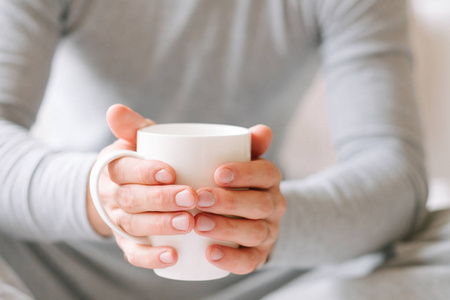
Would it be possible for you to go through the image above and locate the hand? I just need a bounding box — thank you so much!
[86,104,197,269]
[194,125,287,274]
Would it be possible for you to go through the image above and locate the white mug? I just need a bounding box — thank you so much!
[89,123,251,281]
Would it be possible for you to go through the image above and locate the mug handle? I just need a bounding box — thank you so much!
[89,150,151,244]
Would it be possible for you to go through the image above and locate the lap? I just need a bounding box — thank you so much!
[2,209,450,299]
[0,254,34,300]
[263,208,450,300]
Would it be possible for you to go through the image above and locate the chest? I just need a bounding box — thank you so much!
[66,0,317,98]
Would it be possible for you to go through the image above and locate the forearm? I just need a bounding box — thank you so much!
[269,143,426,268]
[0,119,100,241]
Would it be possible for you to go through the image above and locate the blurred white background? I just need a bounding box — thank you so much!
[280,0,450,210]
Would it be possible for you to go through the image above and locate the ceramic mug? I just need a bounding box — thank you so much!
[89,123,251,281]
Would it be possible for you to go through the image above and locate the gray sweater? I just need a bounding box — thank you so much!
[0,0,427,299]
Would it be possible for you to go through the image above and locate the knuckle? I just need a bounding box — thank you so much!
[125,248,166,269]
[266,161,282,184]
[270,224,280,243]
[136,164,151,184]
[223,192,238,212]
[117,213,133,233]
[151,215,167,234]
[221,217,237,236]
[100,165,110,179]
[244,252,260,274]
[98,176,119,206]
[254,221,270,244]
[98,182,112,202]
[277,194,287,216]
[124,250,140,267]
[257,194,274,217]
[107,161,122,183]
[153,189,166,210]
[116,186,136,211]
[139,252,156,269]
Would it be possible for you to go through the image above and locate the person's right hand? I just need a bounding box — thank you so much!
[86,104,198,269]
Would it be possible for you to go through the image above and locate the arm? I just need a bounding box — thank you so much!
[268,0,427,267]
[0,0,99,241]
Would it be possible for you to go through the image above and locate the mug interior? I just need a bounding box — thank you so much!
[139,123,249,137]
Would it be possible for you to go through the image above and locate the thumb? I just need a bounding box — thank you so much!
[106,104,155,145]
[249,124,272,159]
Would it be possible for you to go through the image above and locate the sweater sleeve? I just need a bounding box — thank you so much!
[0,0,101,241]
[268,0,427,267]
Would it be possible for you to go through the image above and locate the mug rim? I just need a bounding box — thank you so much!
[138,123,250,137]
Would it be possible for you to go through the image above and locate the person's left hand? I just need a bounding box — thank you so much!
[194,125,287,274]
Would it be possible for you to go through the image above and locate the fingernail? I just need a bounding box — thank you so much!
[197,215,215,232]
[176,190,195,207]
[155,169,173,184]
[160,251,174,264]
[217,168,235,184]
[211,248,223,261]
[172,215,190,231]
[198,191,215,208]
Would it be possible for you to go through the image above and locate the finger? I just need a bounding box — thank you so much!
[106,104,155,145]
[113,185,197,213]
[250,125,272,159]
[205,245,265,275]
[196,188,273,219]
[194,213,271,247]
[115,234,177,269]
[109,210,194,236]
[108,157,175,185]
[214,159,282,189]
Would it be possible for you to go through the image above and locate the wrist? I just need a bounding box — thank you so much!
[86,179,112,237]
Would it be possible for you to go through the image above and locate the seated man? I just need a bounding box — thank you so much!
[0,0,432,299]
